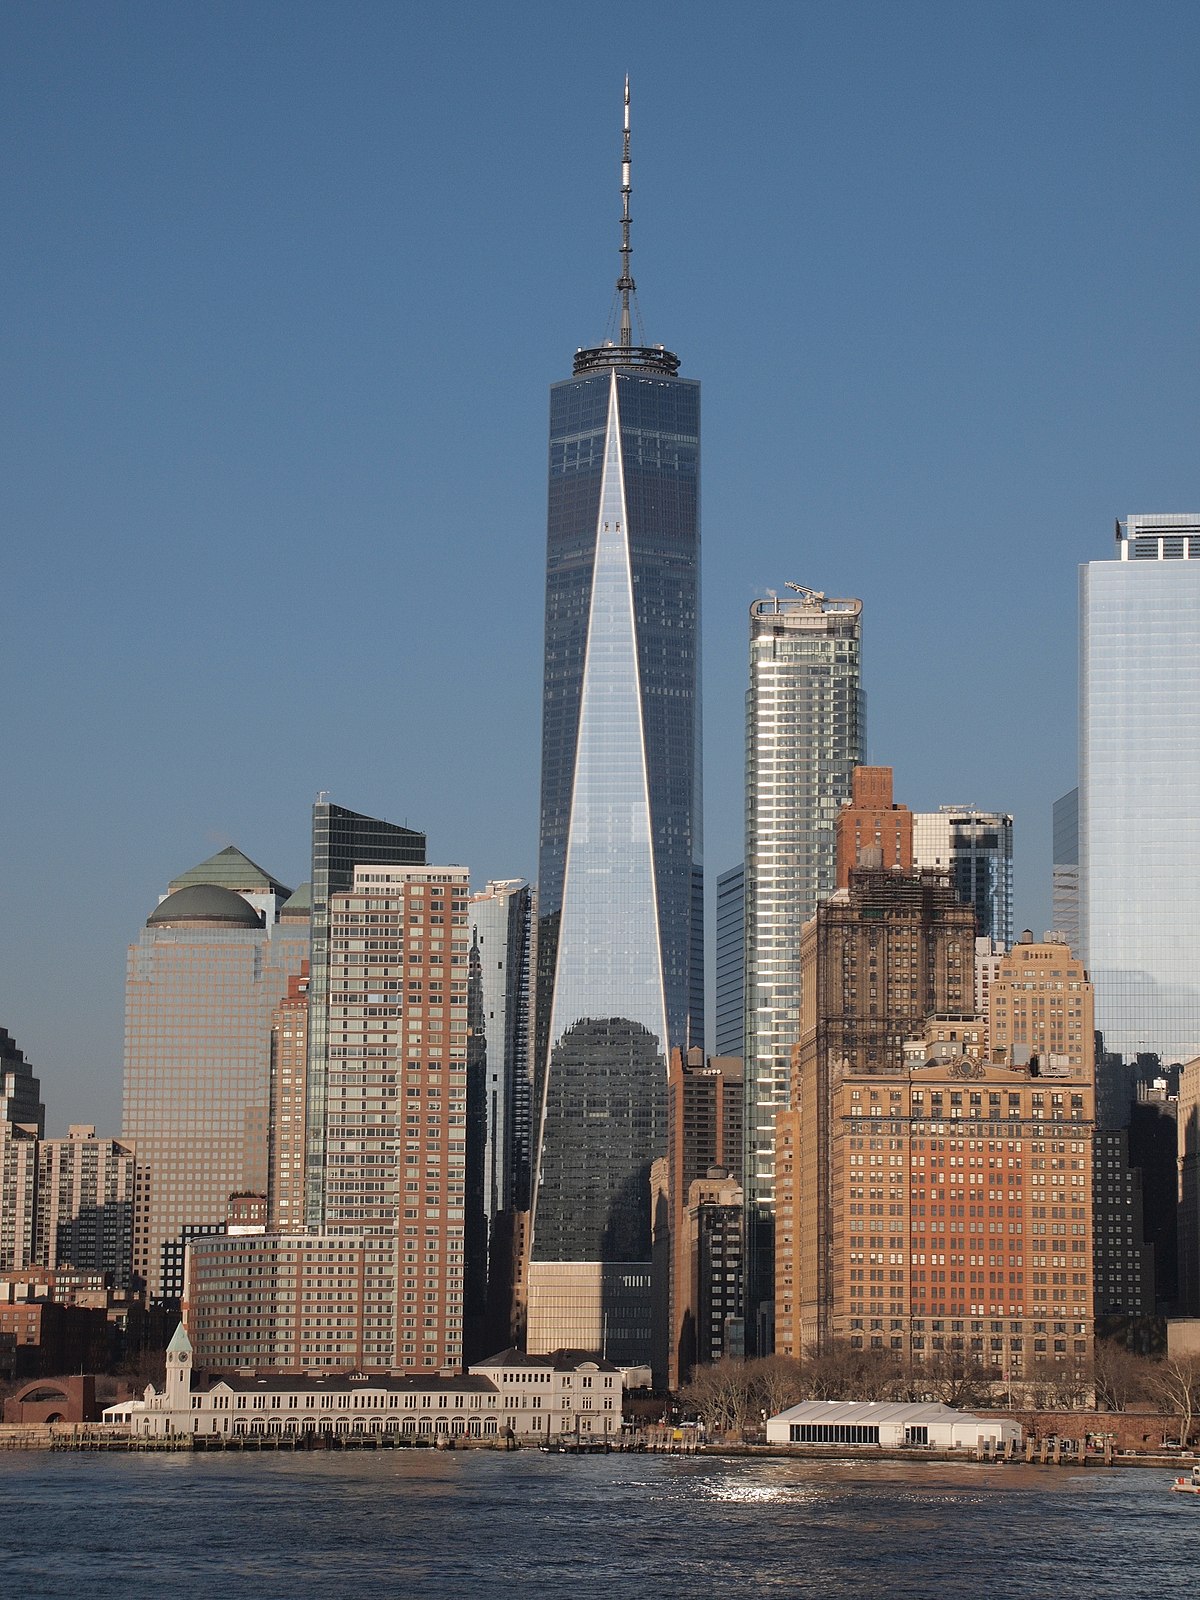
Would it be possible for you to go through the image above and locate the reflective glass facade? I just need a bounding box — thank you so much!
[1080,516,1200,1066]
[743,593,863,1337]
[912,807,1014,947]
[469,879,535,1222]
[715,864,746,1059]
[538,366,702,1047]
[531,359,700,1363]
[0,1027,44,1134]
[123,891,306,1300]
[0,1028,43,1273]
[1052,787,1080,958]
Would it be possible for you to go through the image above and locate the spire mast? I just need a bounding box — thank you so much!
[573,76,679,376]
[618,75,634,349]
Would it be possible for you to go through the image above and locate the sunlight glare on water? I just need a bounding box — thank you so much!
[0,1451,1193,1600]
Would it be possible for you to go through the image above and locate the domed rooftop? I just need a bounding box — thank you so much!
[147,884,264,928]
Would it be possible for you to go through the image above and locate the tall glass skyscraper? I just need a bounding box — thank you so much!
[529,86,701,1363]
[743,589,864,1344]
[123,849,306,1299]
[1080,514,1200,1067]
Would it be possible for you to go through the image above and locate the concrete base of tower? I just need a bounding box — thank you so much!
[527,1259,653,1368]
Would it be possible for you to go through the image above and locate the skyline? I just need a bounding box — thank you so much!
[5,2,1200,1135]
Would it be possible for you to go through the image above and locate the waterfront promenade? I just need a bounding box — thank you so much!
[1,1419,1192,1470]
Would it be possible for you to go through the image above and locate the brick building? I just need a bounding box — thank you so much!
[776,886,1096,1388]
[775,865,975,1358]
[656,1049,743,1389]
[835,766,913,887]
[268,964,310,1232]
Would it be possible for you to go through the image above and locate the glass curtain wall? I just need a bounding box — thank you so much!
[532,359,700,1364]
[743,593,864,1343]
[1080,517,1200,1067]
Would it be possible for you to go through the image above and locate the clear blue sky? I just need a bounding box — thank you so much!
[4,1,1198,1134]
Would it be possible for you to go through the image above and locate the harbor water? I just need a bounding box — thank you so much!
[0,1451,1192,1598]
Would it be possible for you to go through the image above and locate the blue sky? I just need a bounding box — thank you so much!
[4,1,1198,1133]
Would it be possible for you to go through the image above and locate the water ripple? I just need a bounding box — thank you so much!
[0,1452,1192,1600]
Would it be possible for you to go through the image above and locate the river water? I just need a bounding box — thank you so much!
[0,1451,1192,1598]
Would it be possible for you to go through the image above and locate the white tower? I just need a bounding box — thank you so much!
[164,1320,193,1415]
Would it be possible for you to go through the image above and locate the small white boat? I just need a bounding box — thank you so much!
[1170,1465,1200,1495]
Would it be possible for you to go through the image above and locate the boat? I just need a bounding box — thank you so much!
[1170,1465,1200,1495]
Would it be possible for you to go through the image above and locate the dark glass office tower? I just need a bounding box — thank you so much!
[304,798,425,1228]
[529,85,701,1363]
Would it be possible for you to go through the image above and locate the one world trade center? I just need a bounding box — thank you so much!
[529,83,702,1364]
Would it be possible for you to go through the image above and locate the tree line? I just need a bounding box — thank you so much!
[679,1343,1200,1445]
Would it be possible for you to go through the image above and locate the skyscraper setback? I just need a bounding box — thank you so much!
[529,85,701,1363]
[775,864,975,1350]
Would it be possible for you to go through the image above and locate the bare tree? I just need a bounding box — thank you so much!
[682,1353,845,1436]
[118,1345,166,1394]
[802,1341,900,1402]
[1091,1341,1152,1413]
[1019,1354,1094,1412]
[680,1360,757,1437]
[918,1351,992,1410]
[1145,1354,1200,1448]
[752,1355,808,1420]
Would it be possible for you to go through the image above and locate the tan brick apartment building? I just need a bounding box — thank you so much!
[777,910,1095,1388]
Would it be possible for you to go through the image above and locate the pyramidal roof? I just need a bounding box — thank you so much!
[166,1322,192,1357]
[169,845,292,898]
[280,881,311,917]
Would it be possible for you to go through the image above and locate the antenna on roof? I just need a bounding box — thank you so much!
[617,76,634,349]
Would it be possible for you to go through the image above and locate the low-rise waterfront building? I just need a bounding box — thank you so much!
[104,1325,631,1442]
[765,1398,1022,1451]
[3,1374,98,1424]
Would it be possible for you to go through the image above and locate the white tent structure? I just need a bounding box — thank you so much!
[765,1399,1021,1451]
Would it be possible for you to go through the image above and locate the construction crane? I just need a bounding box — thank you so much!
[785,582,826,604]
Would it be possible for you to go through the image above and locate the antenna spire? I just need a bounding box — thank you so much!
[618,75,634,348]
[573,76,680,376]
